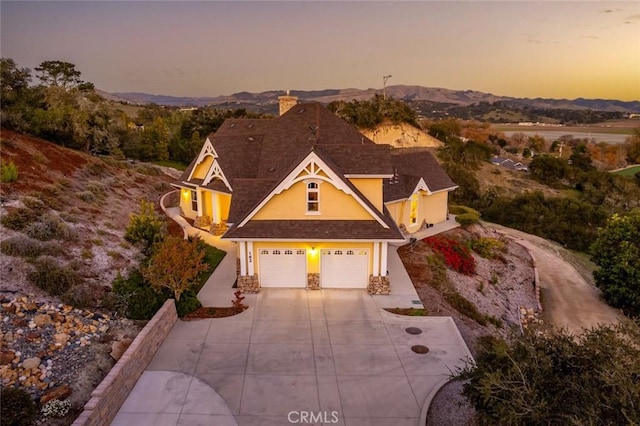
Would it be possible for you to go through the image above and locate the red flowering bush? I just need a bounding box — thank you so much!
[425,236,476,275]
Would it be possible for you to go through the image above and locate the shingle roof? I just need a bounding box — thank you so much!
[224,219,404,240]
[384,148,457,202]
[176,103,453,240]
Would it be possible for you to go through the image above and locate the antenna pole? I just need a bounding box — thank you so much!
[383,75,392,100]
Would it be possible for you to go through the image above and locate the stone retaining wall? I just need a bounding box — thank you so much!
[368,275,391,295]
[307,273,320,290]
[71,300,178,426]
[238,274,260,293]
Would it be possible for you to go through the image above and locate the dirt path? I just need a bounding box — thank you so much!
[484,223,622,334]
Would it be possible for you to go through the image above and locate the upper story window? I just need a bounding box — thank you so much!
[306,181,320,214]
[410,193,418,224]
[191,190,198,212]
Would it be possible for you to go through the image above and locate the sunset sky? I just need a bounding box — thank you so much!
[2,1,639,101]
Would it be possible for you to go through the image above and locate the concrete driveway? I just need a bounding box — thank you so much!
[113,289,472,426]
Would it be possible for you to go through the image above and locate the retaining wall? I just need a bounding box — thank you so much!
[71,299,178,426]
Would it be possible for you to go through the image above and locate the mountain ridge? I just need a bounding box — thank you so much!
[104,85,640,113]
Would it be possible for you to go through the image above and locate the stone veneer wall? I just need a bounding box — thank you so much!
[367,275,391,295]
[238,274,260,293]
[210,221,228,236]
[71,300,178,426]
[307,273,320,290]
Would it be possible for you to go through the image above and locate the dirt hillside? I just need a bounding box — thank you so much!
[361,121,443,148]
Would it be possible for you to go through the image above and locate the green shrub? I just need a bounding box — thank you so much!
[134,164,162,176]
[0,236,63,258]
[28,256,84,295]
[125,199,166,254]
[112,270,167,320]
[0,207,38,231]
[175,289,202,317]
[450,205,481,227]
[86,180,106,197]
[1,160,19,183]
[469,237,506,259]
[0,386,37,426]
[444,290,488,326]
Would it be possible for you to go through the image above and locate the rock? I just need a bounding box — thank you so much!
[53,333,70,346]
[110,338,133,361]
[24,301,38,312]
[26,332,41,342]
[51,312,65,323]
[1,350,15,365]
[22,357,41,370]
[33,314,52,327]
[40,384,72,405]
[4,331,13,342]
[3,304,16,314]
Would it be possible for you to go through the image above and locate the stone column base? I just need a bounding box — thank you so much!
[367,275,391,295]
[307,273,320,290]
[210,221,228,236]
[237,274,260,293]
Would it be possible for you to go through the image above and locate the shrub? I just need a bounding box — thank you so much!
[0,236,63,258]
[112,270,167,320]
[77,190,97,203]
[450,205,481,227]
[62,283,99,309]
[469,237,506,259]
[1,160,19,183]
[425,236,476,275]
[444,289,487,326]
[22,196,46,212]
[591,209,640,316]
[41,398,72,418]
[125,199,166,254]
[23,215,77,241]
[457,322,640,425]
[85,180,106,197]
[0,386,37,426]
[143,236,209,301]
[28,256,84,295]
[175,289,202,317]
[0,207,38,231]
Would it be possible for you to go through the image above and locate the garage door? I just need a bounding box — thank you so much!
[321,249,369,288]
[259,249,307,288]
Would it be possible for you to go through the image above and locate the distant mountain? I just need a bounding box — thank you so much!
[107,86,640,113]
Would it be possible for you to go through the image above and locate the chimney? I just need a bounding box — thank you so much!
[278,89,298,116]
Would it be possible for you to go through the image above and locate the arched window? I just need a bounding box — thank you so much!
[306,181,319,213]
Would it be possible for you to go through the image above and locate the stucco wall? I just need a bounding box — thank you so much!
[348,178,383,211]
[191,155,213,179]
[253,180,372,220]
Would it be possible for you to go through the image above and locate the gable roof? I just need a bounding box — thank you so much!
[384,148,457,202]
[174,103,452,241]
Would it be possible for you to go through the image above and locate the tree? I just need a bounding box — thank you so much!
[124,199,166,254]
[626,128,640,164]
[591,209,640,316]
[142,236,209,301]
[1,57,32,105]
[428,118,462,143]
[35,60,83,89]
[569,143,594,171]
[528,155,569,186]
[457,322,640,425]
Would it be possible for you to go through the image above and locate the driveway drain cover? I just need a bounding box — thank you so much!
[405,327,422,335]
[411,345,429,354]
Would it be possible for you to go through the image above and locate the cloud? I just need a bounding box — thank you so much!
[602,9,613,13]
[580,35,598,39]
[623,13,640,23]
[527,39,543,44]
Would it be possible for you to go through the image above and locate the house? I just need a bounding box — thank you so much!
[490,156,528,171]
[172,96,457,294]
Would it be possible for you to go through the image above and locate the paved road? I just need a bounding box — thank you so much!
[486,223,622,334]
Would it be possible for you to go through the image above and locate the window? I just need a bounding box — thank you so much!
[346,250,354,255]
[260,250,269,255]
[335,250,343,255]
[191,190,198,212]
[306,181,319,213]
[284,250,293,255]
[273,250,281,255]
[297,250,305,255]
[410,193,418,224]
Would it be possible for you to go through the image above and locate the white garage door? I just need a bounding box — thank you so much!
[259,249,307,288]
[321,249,369,288]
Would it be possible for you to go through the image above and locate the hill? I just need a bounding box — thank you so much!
[109,85,640,114]
[361,121,443,148]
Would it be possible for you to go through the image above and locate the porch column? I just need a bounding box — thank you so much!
[380,243,388,276]
[247,241,255,275]
[239,242,247,275]
[196,187,203,217]
[372,242,380,276]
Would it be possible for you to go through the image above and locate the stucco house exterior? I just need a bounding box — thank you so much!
[172,96,457,294]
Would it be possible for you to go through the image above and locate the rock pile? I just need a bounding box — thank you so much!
[0,296,112,403]
[519,306,543,329]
